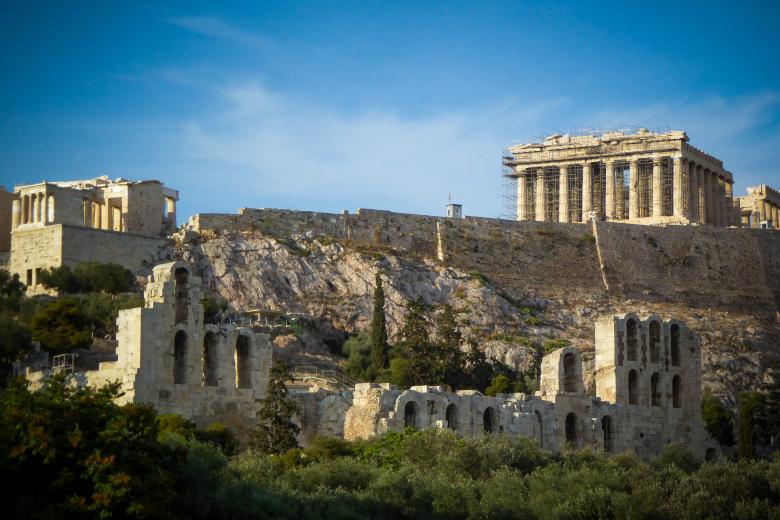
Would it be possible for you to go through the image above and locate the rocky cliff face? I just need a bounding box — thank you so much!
[174,212,780,407]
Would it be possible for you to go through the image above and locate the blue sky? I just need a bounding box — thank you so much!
[2,1,779,221]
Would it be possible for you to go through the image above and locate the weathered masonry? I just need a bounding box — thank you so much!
[6,176,176,294]
[503,129,737,227]
[736,184,780,229]
[330,314,716,460]
[26,262,272,438]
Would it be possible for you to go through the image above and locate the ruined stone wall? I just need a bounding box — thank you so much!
[193,207,780,311]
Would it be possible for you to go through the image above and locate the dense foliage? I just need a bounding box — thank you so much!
[3,376,780,519]
[701,388,735,446]
[1,375,181,519]
[38,262,136,294]
[345,298,535,393]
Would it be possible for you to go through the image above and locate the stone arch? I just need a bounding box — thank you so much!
[173,330,187,385]
[174,267,189,324]
[628,369,639,405]
[235,335,252,388]
[483,407,497,434]
[649,320,661,363]
[627,318,638,361]
[565,412,578,446]
[445,403,458,430]
[562,352,577,392]
[672,375,682,408]
[602,415,613,452]
[671,323,681,367]
[203,331,218,387]
[650,372,661,406]
[404,401,418,429]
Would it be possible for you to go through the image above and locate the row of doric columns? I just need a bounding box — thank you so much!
[515,156,733,226]
[744,198,780,228]
[12,192,54,228]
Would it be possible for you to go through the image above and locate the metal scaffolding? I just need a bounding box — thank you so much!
[612,161,630,220]
[567,165,583,222]
[524,172,537,221]
[543,167,559,222]
[637,158,653,217]
[661,157,674,216]
[592,162,606,220]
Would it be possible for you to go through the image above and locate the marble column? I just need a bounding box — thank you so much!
[688,161,698,222]
[696,166,705,224]
[559,165,569,223]
[535,172,545,222]
[517,172,526,221]
[32,194,39,223]
[582,163,593,222]
[652,157,663,217]
[717,176,726,227]
[725,181,734,226]
[629,159,639,219]
[605,160,615,220]
[703,170,712,225]
[12,199,20,229]
[41,193,48,224]
[673,156,684,218]
[710,172,719,226]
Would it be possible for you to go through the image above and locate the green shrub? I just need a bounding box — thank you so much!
[196,422,239,455]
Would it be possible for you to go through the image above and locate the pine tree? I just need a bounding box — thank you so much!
[253,360,300,454]
[435,304,466,388]
[398,298,437,384]
[737,390,763,459]
[761,367,780,448]
[370,272,389,372]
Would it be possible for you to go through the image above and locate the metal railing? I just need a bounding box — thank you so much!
[291,365,355,390]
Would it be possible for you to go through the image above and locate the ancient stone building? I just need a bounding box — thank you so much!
[736,184,780,229]
[333,314,716,459]
[26,261,272,438]
[503,129,738,227]
[7,176,177,293]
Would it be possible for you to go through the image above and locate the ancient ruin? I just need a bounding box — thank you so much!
[503,129,737,227]
[26,261,272,438]
[330,314,715,459]
[4,176,176,294]
[736,184,780,229]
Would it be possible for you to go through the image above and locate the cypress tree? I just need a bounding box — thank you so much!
[370,272,389,372]
[253,361,300,454]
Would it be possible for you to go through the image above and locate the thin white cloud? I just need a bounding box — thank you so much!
[167,16,270,48]
[175,81,567,216]
[168,79,780,218]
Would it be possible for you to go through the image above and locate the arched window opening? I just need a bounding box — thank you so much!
[602,415,613,452]
[174,267,189,324]
[627,319,638,361]
[562,352,577,392]
[651,373,661,406]
[203,332,218,387]
[235,335,251,388]
[446,404,458,430]
[173,330,187,385]
[671,324,681,367]
[565,413,578,446]
[483,407,496,434]
[404,401,418,429]
[672,375,682,408]
[535,410,543,446]
[705,448,717,461]
[628,369,639,405]
[649,321,661,363]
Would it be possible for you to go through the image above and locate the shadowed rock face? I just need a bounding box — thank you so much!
[175,211,780,408]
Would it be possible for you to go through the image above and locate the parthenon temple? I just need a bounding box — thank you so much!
[503,129,738,227]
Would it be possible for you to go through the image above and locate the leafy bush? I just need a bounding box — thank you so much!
[29,297,93,353]
[39,262,136,295]
[0,374,181,518]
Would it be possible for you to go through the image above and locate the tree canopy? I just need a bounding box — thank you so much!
[254,361,300,454]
